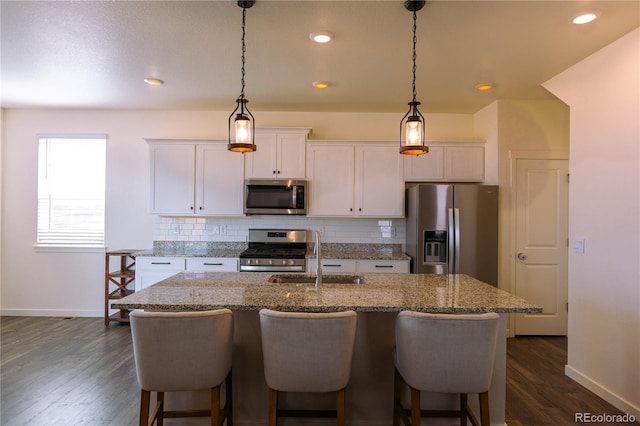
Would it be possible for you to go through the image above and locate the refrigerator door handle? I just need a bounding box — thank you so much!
[448,208,455,274]
[454,207,461,274]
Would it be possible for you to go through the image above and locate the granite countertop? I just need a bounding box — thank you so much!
[133,242,411,261]
[112,272,541,314]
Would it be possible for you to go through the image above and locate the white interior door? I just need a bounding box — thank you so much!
[514,158,569,335]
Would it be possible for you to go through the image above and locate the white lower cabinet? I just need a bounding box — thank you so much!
[185,257,238,272]
[307,258,409,274]
[135,257,186,291]
[136,257,239,290]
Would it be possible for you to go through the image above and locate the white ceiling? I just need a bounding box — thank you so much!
[2,1,638,114]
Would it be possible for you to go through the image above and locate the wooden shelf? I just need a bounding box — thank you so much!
[105,250,140,326]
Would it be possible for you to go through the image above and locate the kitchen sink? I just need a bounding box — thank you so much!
[268,274,365,285]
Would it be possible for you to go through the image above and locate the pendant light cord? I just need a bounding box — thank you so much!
[240,6,247,99]
[411,9,418,104]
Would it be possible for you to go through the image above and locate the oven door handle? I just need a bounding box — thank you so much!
[240,265,305,272]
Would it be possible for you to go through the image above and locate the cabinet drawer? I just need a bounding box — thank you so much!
[306,258,357,274]
[357,260,410,273]
[137,257,186,270]
[186,258,238,272]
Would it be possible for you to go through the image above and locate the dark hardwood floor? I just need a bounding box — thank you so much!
[1,316,636,426]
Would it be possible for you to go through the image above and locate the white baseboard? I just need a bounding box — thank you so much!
[0,308,102,317]
[565,364,640,419]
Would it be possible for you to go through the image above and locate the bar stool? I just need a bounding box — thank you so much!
[259,309,357,426]
[130,309,234,426]
[392,312,500,426]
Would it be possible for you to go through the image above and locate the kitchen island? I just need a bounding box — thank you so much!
[113,272,540,425]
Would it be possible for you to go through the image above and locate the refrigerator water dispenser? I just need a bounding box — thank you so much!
[423,230,447,263]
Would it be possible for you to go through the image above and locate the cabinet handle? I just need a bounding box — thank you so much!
[375,265,394,268]
[350,208,353,212]
[151,262,171,265]
[324,264,342,267]
[203,262,223,266]
[273,170,276,174]
[190,206,194,210]
[199,206,203,210]
[359,208,362,212]
[277,170,280,174]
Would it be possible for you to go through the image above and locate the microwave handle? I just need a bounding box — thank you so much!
[291,185,298,207]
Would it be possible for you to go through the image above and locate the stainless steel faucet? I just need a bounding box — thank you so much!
[315,230,322,289]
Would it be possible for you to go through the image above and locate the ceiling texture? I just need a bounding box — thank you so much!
[1,1,639,114]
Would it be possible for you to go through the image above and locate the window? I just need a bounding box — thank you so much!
[37,136,106,248]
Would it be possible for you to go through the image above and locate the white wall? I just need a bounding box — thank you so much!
[544,28,640,417]
[474,99,570,300]
[0,109,476,316]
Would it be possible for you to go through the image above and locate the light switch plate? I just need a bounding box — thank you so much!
[573,238,585,254]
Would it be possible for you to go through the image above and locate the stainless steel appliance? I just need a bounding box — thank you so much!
[239,229,307,272]
[244,179,307,215]
[405,184,499,286]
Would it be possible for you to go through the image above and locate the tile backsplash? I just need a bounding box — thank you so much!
[154,216,406,245]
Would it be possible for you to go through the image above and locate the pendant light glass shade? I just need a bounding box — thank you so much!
[400,101,428,155]
[228,97,256,153]
[228,1,257,153]
[400,1,428,156]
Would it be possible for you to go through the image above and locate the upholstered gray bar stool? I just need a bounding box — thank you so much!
[393,312,500,426]
[130,309,234,426]
[259,309,357,426]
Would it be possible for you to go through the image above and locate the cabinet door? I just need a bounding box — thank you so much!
[445,145,485,181]
[196,144,244,215]
[355,145,404,217]
[357,259,410,273]
[244,133,278,178]
[307,144,355,216]
[277,133,306,179]
[150,144,195,214]
[404,145,445,181]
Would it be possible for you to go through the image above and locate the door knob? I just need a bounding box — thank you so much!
[517,252,526,261]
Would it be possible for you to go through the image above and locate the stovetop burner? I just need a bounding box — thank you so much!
[239,229,309,272]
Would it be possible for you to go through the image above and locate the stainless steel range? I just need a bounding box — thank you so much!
[239,229,308,272]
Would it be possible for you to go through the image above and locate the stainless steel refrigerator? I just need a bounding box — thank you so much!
[406,184,499,286]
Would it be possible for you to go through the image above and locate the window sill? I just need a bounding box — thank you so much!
[34,245,106,253]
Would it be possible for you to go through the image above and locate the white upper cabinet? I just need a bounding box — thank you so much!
[196,144,245,215]
[148,140,244,216]
[355,144,404,217]
[307,143,355,216]
[244,128,310,179]
[307,142,404,218]
[149,143,196,214]
[404,141,485,182]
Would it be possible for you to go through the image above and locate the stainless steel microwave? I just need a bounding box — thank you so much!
[244,179,307,215]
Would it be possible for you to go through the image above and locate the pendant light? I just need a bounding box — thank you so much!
[400,0,428,156]
[228,0,256,153]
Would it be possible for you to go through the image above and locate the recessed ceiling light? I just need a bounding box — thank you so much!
[312,81,330,89]
[144,78,164,86]
[572,12,599,25]
[309,31,333,43]
[476,83,494,92]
